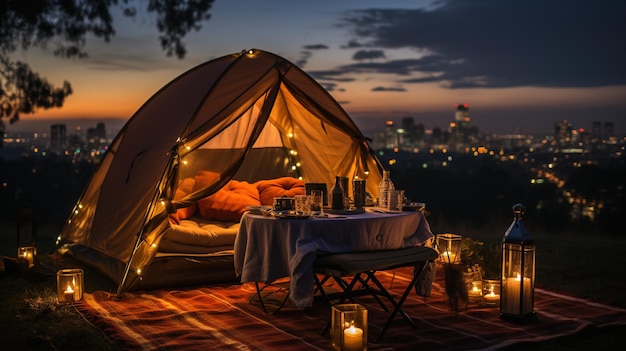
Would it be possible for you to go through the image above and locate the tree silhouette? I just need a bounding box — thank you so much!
[0,0,215,145]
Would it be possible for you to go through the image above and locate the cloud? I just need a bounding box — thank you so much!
[340,39,367,49]
[371,86,406,92]
[309,70,357,82]
[303,44,329,50]
[298,44,329,67]
[337,0,626,89]
[352,50,386,61]
[84,53,167,72]
[296,50,312,68]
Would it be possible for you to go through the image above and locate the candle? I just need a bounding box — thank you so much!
[469,281,482,296]
[343,323,363,351]
[23,251,33,266]
[441,251,456,264]
[64,284,75,303]
[18,246,36,268]
[502,275,532,314]
[484,285,500,301]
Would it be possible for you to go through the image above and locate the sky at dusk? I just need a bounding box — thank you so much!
[6,0,626,135]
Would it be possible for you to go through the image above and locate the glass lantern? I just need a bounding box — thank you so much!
[331,304,368,351]
[436,233,462,265]
[57,268,84,303]
[466,264,483,305]
[482,279,501,306]
[17,246,37,268]
[500,204,536,322]
[16,207,38,268]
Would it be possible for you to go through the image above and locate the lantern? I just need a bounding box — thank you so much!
[17,246,37,268]
[16,208,38,268]
[466,264,483,305]
[436,233,462,264]
[331,304,368,351]
[482,279,501,306]
[57,269,84,303]
[500,204,536,322]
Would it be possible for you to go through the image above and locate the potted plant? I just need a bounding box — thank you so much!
[444,237,501,313]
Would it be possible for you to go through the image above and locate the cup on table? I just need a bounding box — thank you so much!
[387,189,405,211]
[273,197,294,211]
[294,195,311,214]
[353,179,366,209]
[310,190,323,213]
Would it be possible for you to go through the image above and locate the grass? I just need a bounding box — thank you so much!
[1,256,120,350]
[1,221,626,350]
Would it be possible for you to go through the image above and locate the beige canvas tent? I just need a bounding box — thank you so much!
[56,49,384,295]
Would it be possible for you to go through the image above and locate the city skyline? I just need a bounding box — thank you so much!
[4,108,621,140]
[6,0,626,135]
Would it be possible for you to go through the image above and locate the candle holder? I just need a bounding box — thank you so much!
[500,204,536,322]
[436,233,462,265]
[331,304,367,351]
[16,207,38,268]
[17,246,37,268]
[482,279,501,306]
[57,269,84,303]
[465,265,483,306]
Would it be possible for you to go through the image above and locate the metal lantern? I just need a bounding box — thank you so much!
[436,233,462,264]
[500,204,536,322]
[331,304,368,351]
[57,268,84,303]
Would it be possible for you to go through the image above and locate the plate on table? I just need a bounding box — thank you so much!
[324,207,365,215]
[273,211,311,219]
[403,202,426,212]
[246,205,272,215]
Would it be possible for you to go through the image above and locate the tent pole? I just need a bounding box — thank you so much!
[115,149,179,298]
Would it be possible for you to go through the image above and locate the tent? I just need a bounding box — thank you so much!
[56,49,385,295]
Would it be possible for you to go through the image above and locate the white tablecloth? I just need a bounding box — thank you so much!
[234,209,434,309]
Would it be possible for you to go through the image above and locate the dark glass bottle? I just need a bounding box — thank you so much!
[330,176,344,210]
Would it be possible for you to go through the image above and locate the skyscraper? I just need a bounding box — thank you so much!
[450,103,477,149]
[50,124,67,152]
[87,123,107,151]
[384,120,396,149]
[554,120,572,146]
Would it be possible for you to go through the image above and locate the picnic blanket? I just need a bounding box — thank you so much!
[76,267,626,350]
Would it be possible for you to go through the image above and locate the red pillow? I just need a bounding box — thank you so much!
[197,180,261,222]
[255,177,306,206]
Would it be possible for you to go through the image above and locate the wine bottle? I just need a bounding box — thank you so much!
[330,176,344,210]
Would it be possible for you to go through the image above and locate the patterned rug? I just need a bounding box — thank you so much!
[76,268,626,350]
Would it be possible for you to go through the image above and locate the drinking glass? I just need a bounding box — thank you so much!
[387,189,405,211]
[310,190,323,214]
[295,195,311,214]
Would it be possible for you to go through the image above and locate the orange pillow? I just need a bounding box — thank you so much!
[169,171,220,224]
[193,170,221,191]
[255,177,306,206]
[197,180,261,222]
